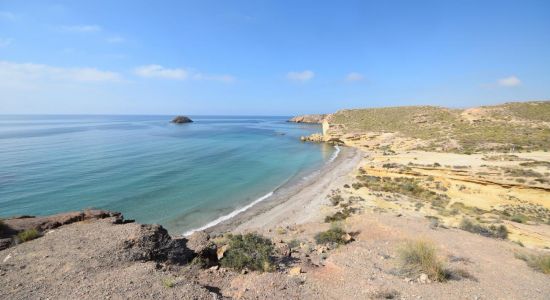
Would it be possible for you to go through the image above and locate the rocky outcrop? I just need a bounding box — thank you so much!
[171,115,193,123]
[288,114,327,124]
[122,224,194,264]
[186,231,218,266]
[300,133,325,143]
[0,210,125,250]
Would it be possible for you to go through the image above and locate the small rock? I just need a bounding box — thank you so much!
[343,233,353,242]
[419,273,429,284]
[217,244,229,260]
[289,267,302,276]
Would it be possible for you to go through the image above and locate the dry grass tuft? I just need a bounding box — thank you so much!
[397,239,449,282]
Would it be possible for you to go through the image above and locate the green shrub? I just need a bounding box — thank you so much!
[510,214,529,224]
[515,253,550,274]
[314,224,348,245]
[17,229,40,242]
[287,239,301,249]
[220,233,274,272]
[162,277,175,288]
[459,219,508,239]
[397,240,448,282]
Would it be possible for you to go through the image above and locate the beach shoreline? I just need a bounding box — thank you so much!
[204,145,363,235]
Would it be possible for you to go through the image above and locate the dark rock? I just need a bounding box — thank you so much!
[171,116,193,124]
[122,224,195,265]
[186,231,218,266]
[0,238,12,250]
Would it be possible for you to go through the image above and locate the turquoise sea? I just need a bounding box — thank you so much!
[0,115,334,234]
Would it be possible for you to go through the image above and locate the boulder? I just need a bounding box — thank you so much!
[171,116,193,124]
[275,243,291,257]
[122,224,194,264]
[186,231,218,266]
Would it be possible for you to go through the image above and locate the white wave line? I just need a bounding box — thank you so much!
[328,145,341,163]
[182,191,274,236]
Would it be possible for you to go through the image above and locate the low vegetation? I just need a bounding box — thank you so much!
[515,252,550,274]
[459,219,508,239]
[220,233,274,272]
[354,171,449,208]
[17,229,40,242]
[314,224,349,245]
[161,277,175,288]
[397,240,448,282]
[330,101,550,152]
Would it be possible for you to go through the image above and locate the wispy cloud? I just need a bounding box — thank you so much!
[134,64,235,82]
[497,76,521,87]
[287,70,314,82]
[106,36,125,43]
[345,72,364,82]
[0,38,13,48]
[60,25,102,33]
[134,65,188,80]
[0,61,122,89]
[0,11,17,21]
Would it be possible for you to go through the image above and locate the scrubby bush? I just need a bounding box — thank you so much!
[515,252,550,274]
[510,214,529,224]
[324,207,357,223]
[459,219,508,239]
[220,233,274,272]
[162,277,175,288]
[397,240,448,282]
[287,239,301,249]
[314,224,348,245]
[327,189,344,206]
[17,229,40,242]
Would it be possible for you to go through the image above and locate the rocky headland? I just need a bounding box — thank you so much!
[288,114,326,124]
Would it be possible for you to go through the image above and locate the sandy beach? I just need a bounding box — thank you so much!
[206,146,364,234]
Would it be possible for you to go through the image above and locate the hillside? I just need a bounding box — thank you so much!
[325,101,550,153]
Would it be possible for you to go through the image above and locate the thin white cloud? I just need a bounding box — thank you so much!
[192,73,236,83]
[287,70,314,82]
[0,61,122,89]
[60,25,102,33]
[134,65,188,80]
[0,38,13,48]
[497,76,521,87]
[106,36,125,43]
[0,11,17,21]
[346,72,364,82]
[134,64,235,82]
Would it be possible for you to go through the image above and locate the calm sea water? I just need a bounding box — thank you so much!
[0,115,334,233]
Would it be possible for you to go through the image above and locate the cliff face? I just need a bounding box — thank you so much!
[288,114,327,124]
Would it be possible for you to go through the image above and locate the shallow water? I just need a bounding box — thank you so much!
[0,115,333,233]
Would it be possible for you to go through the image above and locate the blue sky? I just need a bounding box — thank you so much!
[0,0,549,115]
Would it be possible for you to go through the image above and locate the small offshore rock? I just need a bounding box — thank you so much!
[171,116,193,124]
